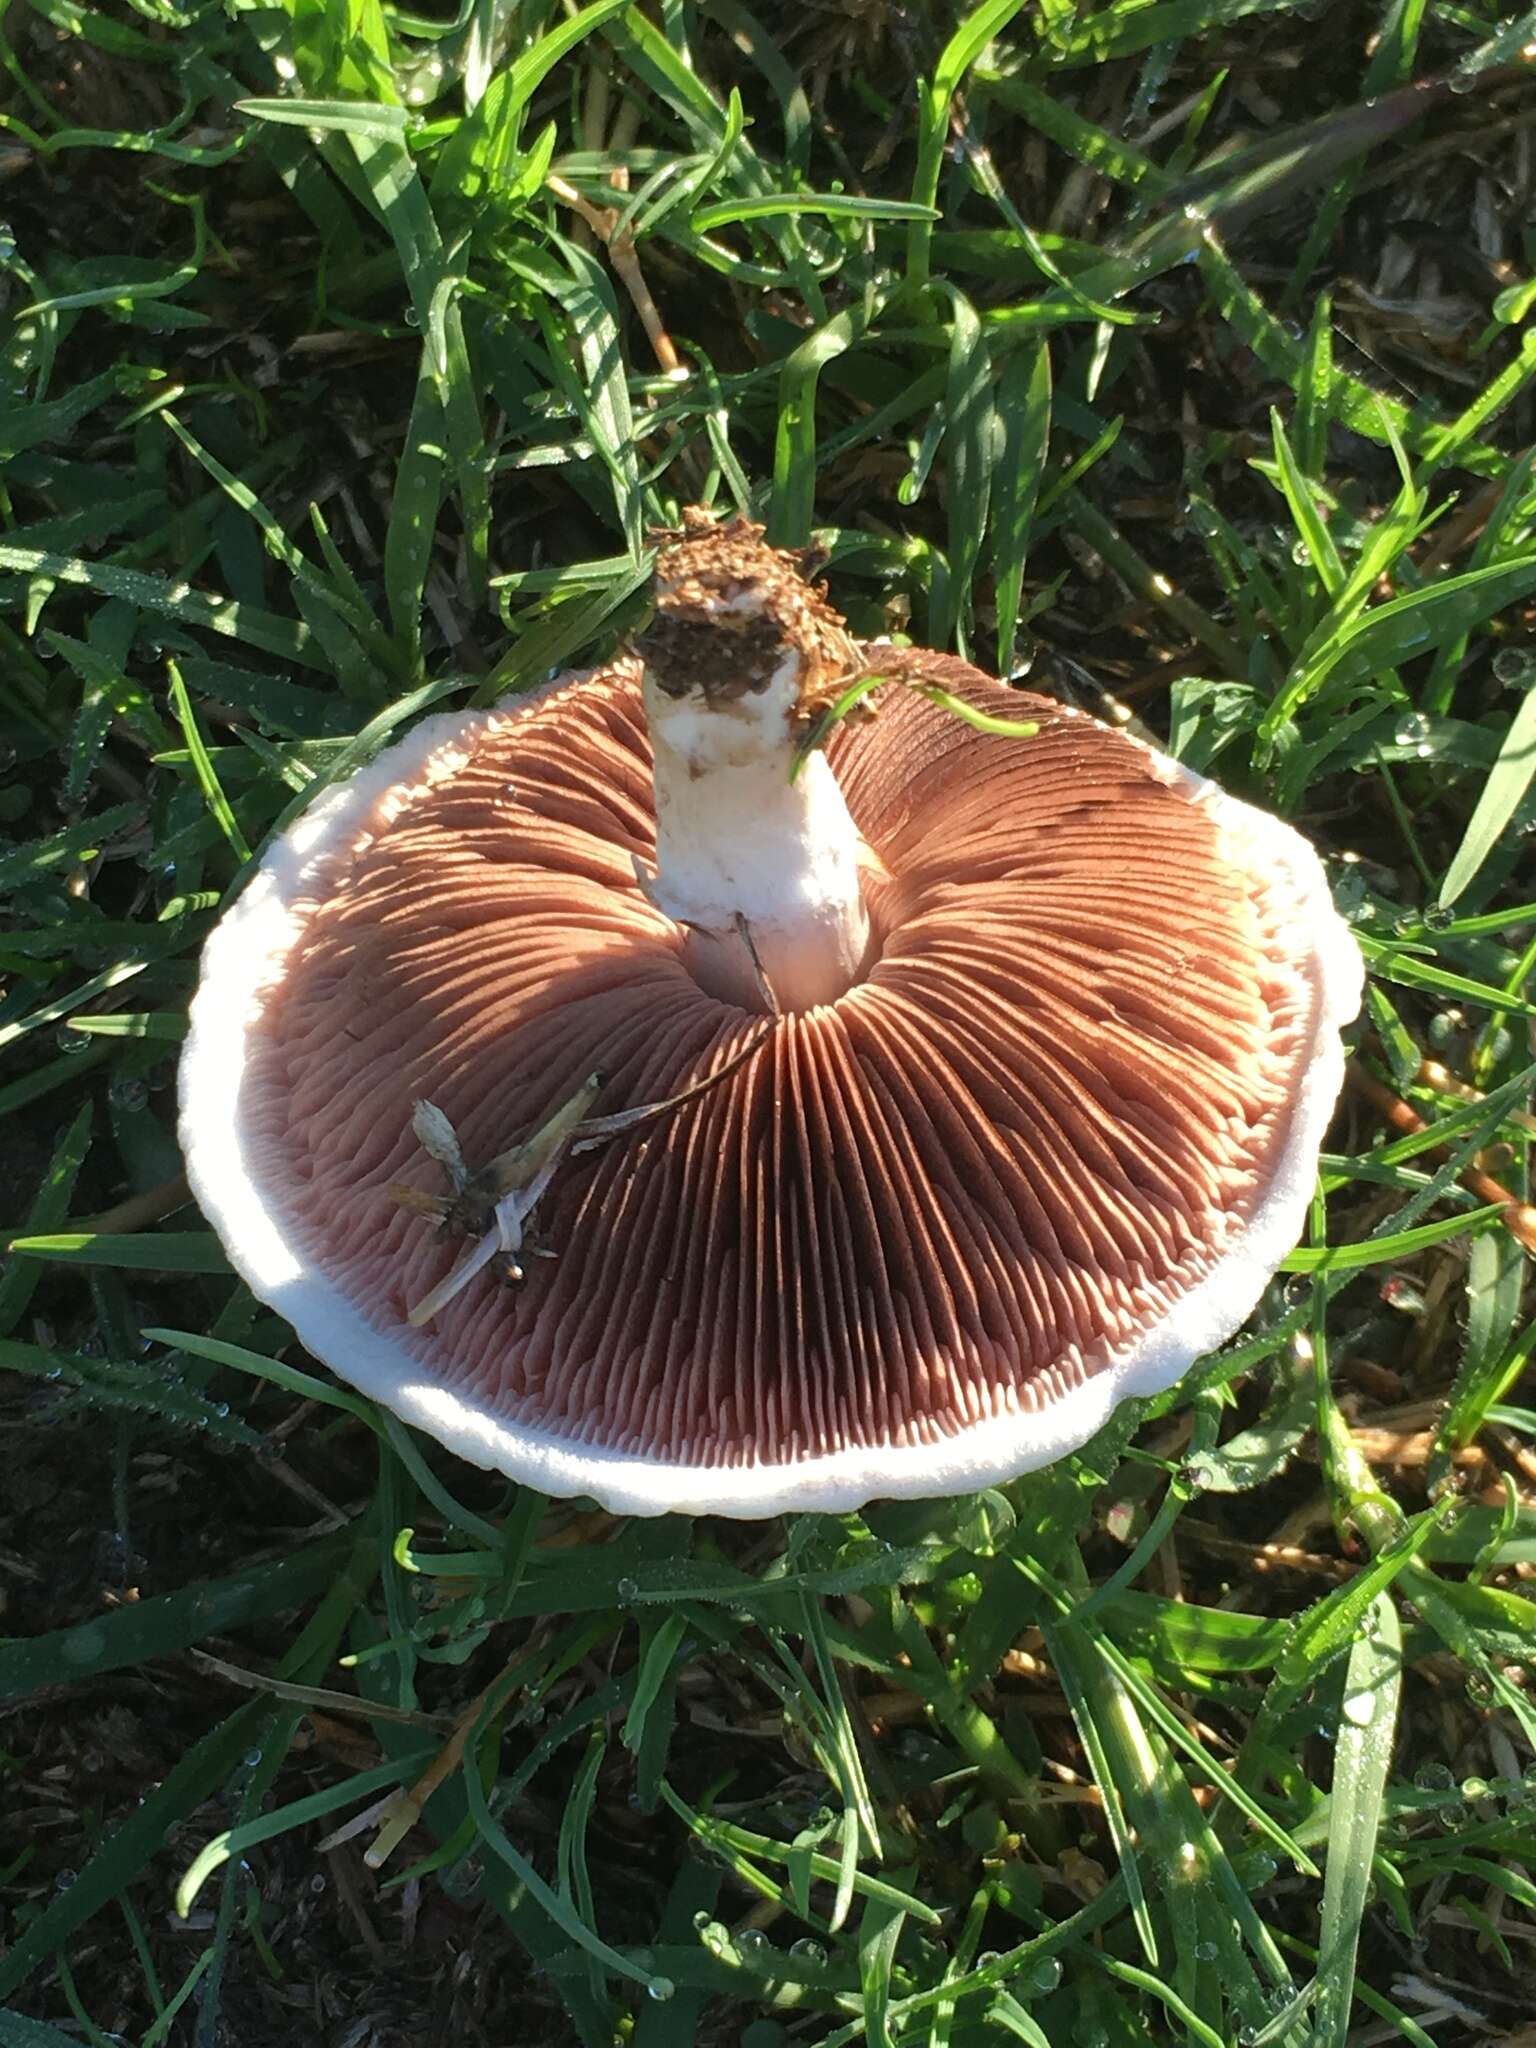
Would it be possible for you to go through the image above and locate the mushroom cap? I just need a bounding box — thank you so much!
[181,650,1361,1518]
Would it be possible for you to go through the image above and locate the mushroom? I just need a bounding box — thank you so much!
[180,512,1362,1519]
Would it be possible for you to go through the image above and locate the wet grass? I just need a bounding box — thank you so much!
[2,1,1536,2043]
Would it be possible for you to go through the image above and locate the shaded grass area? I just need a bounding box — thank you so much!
[2,0,1536,2042]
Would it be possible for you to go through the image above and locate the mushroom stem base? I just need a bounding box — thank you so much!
[648,738,871,1013]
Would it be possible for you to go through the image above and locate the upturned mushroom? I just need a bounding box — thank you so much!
[180,511,1362,1518]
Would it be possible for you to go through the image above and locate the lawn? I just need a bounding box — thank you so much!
[2,1,1536,2043]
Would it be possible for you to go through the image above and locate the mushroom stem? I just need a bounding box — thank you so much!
[647,711,869,1012]
[635,513,873,1013]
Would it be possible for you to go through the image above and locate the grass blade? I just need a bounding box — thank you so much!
[1310,1596,1403,2047]
[1438,679,1536,908]
[992,341,1051,675]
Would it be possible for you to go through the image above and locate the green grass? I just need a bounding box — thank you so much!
[2,1,1535,2042]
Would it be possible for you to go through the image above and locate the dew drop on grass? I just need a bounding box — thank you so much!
[1484,1023,1514,1063]
[616,1577,639,1602]
[110,1076,147,1113]
[1379,1272,1427,1317]
[692,1910,711,1932]
[309,1872,327,1894]
[646,1977,674,2002]
[738,1929,768,1957]
[1031,1956,1062,1993]
[1194,1940,1219,1963]
[1392,712,1434,758]
[1461,1776,1491,1801]
[56,1026,91,1055]
[789,1938,826,1966]
[1493,647,1536,686]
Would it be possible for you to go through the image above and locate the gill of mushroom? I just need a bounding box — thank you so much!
[633,511,872,1015]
